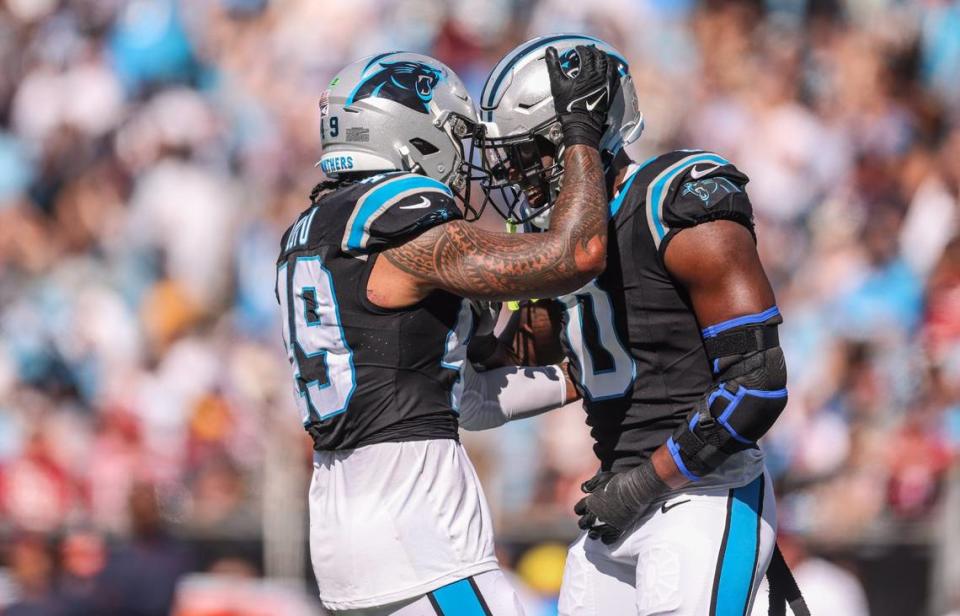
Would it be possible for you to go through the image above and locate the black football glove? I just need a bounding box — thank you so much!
[544,44,620,150]
[574,462,670,545]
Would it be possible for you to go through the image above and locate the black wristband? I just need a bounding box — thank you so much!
[616,460,671,508]
[559,113,605,149]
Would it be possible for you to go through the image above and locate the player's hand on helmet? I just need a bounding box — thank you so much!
[574,463,669,545]
[545,44,620,150]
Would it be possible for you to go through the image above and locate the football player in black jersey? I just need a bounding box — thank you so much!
[479,35,808,616]
[276,49,619,614]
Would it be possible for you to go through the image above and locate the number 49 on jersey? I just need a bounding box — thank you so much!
[277,255,357,424]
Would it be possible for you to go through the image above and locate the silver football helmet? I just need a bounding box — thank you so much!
[478,35,644,226]
[317,52,484,214]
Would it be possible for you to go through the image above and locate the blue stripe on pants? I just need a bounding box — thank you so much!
[712,475,764,616]
[430,578,487,616]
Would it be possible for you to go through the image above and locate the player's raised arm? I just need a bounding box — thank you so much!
[369,45,616,305]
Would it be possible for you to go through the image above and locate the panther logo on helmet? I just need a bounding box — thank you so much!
[348,61,445,114]
[559,47,628,79]
[558,48,581,78]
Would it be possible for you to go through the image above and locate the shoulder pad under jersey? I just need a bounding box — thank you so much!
[341,172,463,254]
[624,150,754,254]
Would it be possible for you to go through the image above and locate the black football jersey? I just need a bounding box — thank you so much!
[276,171,473,451]
[557,150,755,472]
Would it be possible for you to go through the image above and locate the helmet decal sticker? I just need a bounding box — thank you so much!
[318,90,330,117]
[559,48,581,78]
[556,47,628,78]
[347,61,445,114]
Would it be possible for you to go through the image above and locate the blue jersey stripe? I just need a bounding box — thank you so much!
[635,153,660,170]
[431,579,487,616]
[609,169,641,218]
[649,153,729,241]
[345,175,451,251]
[701,306,780,338]
[714,475,763,616]
[608,155,657,219]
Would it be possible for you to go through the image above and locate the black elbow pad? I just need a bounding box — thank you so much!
[668,310,788,481]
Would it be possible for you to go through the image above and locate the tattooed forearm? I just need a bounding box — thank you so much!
[546,144,608,274]
[383,144,608,301]
[383,221,590,301]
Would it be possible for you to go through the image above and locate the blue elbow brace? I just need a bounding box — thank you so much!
[668,307,788,482]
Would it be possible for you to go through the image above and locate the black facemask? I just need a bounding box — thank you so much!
[474,117,565,225]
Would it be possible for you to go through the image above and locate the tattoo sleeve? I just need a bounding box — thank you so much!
[383,144,608,301]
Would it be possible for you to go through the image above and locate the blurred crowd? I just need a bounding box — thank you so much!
[0,0,958,614]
